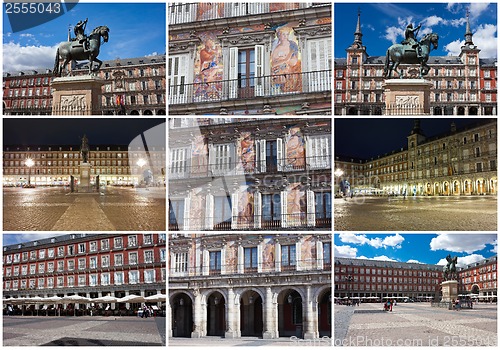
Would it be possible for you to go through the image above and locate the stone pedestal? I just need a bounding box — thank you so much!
[51,75,105,115]
[383,79,432,115]
[79,162,92,193]
[441,280,458,303]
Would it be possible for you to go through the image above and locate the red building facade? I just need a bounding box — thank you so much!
[3,234,166,311]
[458,256,497,301]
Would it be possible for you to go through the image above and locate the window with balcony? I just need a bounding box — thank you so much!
[30,251,36,260]
[78,275,86,286]
[244,247,258,272]
[90,241,97,252]
[144,270,155,283]
[90,257,97,269]
[114,272,124,285]
[57,277,64,287]
[209,251,222,274]
[128,235,137,247]
[14,254,20,263]
[214,195,232,229]
[209,143,234,175]
[14,266,19,276]
[67,245,74,255]
[114,237,123,249]
[101,239,109,251]
[168,53,189,104]
[78,258,86,270]
[115,254,123,266]
[262,194,281,228]
[144,250,154,264]
[307,135,331,169]
[315,192,332,225]
[281,244,296,269]
[102,256,110,268]
[174,252,188,273]
[129,270,139,284]
[39,249,45,259]
[23,252,28,261]
[67,276,74,287]
[48,249,54,258]
[129,252,138,265]
[78,243,85,254]
[101,273,110,286]
[89,274,97,286]
[58,247,64,257]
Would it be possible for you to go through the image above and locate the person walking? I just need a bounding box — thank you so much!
[390,299,393,312]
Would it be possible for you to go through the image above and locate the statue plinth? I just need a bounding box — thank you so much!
[441,280,458,303]
[383,79,432,115]
[51,75,105,115]
[78,162,92,193]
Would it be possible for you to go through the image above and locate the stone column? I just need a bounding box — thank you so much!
[125,290,130,310]
[167,298,172,337]
[304,286,317,339]
[192,290,203,338]
[263,287,278,339]
[225,288,238,338]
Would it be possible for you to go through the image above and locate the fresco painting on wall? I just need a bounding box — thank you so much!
[194,32,223,102]
[191,134,208,175]
[285,126,305,169]
[271,23,302,94]
[269,3,299,12]
[287,182,306,225]
[262,237,275,270]
[301,236,315,269]
[226,242,238,274]
[196,3,224,21]
[237,189,254,228]
[238,132,255,172]
[190,189,206,230]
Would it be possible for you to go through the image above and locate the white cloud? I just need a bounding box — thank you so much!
[469,3,490,21]
[385,26,403,44]
[4,233,67,245]
[471,24,497,58]
[446,3,463,15]
[407,259,424,264]
[339,233,404,249]
[491,240,498,253]
[436,254,485,267]
[423,15,444,27]
[334,244,357,258]
[359,255,398,262]
[444,38,463,56]
[3,42,60,72]
[430,233,497,254]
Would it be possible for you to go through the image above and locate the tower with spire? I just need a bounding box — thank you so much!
[459,8,480,63]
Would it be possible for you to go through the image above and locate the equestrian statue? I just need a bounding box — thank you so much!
[384,23,439,79]
[442,254,458,281]
[54,18,109,77]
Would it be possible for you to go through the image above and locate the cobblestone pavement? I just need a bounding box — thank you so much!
[3,187,166,231]
[335,302,497,346]
[3,315,165,346]
[334,196,497,231]
[169,336,332,346]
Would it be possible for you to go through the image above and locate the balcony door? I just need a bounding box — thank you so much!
[307,38,331,92]
[168,53,189,104]
[229,45,264,98]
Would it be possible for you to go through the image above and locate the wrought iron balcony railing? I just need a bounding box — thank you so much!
[169,213,331,231]
[168,70,332,105]
[169,155,331,179]
[169,3,330,25]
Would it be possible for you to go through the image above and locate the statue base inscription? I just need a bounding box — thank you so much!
[383,79,432,115]
[78,162,92,193]
[51,75,105,115]
[441,280,458,303]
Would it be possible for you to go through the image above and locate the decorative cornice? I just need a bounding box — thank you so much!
[294,24,332,38]
[168,37,201,52]
[218,30,275,46]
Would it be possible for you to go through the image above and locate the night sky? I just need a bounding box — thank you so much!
[3,118,165,145]
[335,118,484,160]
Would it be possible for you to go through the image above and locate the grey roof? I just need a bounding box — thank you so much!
[334,58,347,65]
[335,257,442,271]
[3,234,101,252]
[457,255,497,271]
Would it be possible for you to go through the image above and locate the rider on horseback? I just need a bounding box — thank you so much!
[74,18,89,52]
[401,23,423,59]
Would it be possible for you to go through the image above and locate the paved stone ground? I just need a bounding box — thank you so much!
[3,315,165,346]
[334,196,497,231]
[3,187,166,231]
[169,336,332,347]
[335,302,497,346]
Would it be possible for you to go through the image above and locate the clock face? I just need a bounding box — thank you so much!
[469,44,475,49]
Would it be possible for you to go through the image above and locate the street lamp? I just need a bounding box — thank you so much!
[334,168,344,196]
[137,158,147,186]
[25,158,34,186]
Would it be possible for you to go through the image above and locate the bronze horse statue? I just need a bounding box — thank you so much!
[53,25,109,77]
[443,254,458,281]
[384,33,439,79]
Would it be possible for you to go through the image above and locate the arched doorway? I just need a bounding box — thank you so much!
[433,106,442,115]
[278,289,303,338]
[426,182,432,195]
[207,292,225,336]
[443,181,449,195]
[471,284,480,295]
[469,106,478,115]
[464,180,472,195]
[144,110,153,115]
[477,179,486,194]
[240,290,263,337]
[130,110,140,115]
[318,289,331,338]
[172,293,193,337]
[373,107,382,115]
[457,106,465,115]
[490,177,497,194]
[434,182,440,195]
[452,180,460,195]
[347,107,357,115]
[157,109,166,115]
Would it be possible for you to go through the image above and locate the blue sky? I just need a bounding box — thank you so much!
[3,233,68,246]
[334,2,497,58]
[3,2,166,72]
[335,233,497,266]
